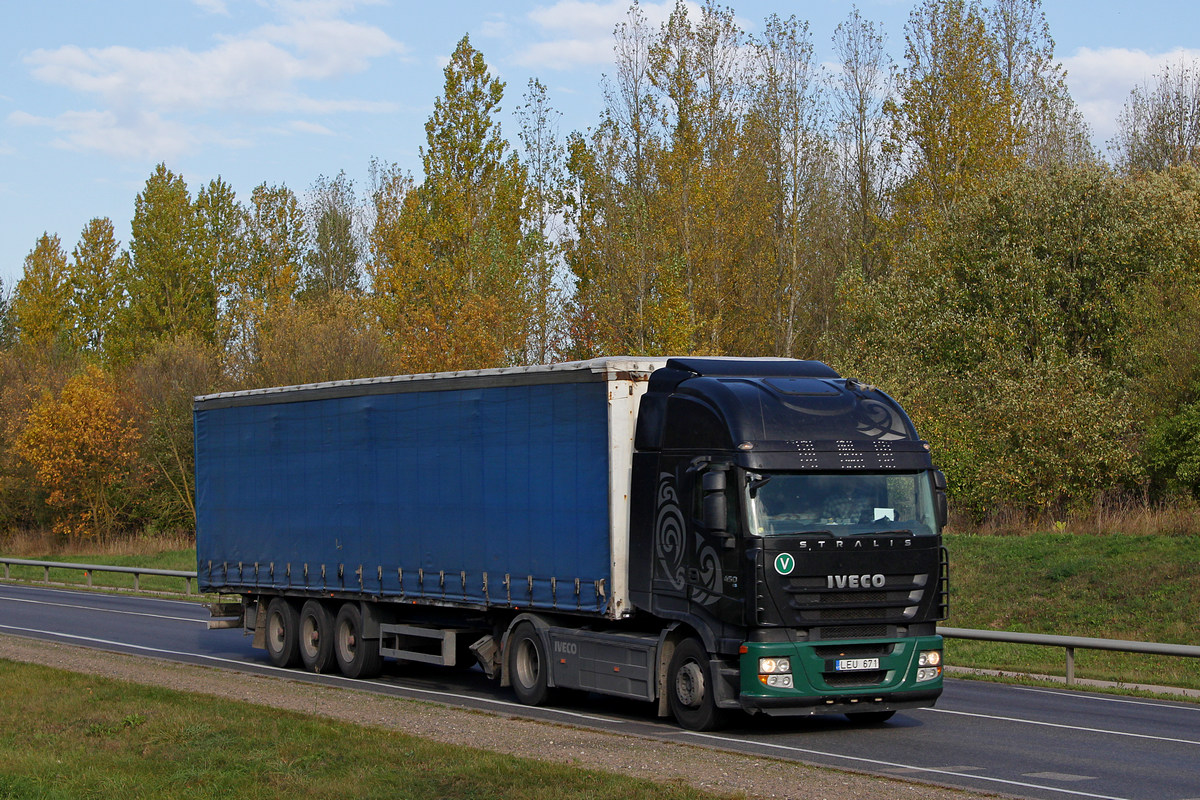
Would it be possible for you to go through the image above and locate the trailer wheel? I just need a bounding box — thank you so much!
[846,710,896,725]
[298,600,336,674]
[333,603,382,679]
[507,622,551,706]
[667,638,727,731]
[264,597,300,668]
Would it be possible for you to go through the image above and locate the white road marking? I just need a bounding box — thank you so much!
[1010,684,1200,712]
[0,595,205,624]
[684,732,1134,800]
[0,624,617,724]
[922,707,1200,746]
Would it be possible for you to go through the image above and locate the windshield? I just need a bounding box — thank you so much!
[747,472,938,537]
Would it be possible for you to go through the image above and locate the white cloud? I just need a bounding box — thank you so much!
[9,108,231,161]
[17,0,403,159]
[287,119,336,135]
[1062,46,1200,146]
[193,0,230,15]
[518,0,693,70]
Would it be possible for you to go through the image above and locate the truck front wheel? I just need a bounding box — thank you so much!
[667,638,727,731]
[507,622,551,705]
[299,600,336,674]
[264,597,300,668]
[333,603,382,679]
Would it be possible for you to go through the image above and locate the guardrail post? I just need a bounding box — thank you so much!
[134,572,140,592]
[1065,646,1075,684]
[43,566,50,583]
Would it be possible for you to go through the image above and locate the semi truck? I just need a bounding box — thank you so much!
[196,357,948,730]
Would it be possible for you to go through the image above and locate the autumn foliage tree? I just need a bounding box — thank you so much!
[371,35,533,372]
[12,365,142,540]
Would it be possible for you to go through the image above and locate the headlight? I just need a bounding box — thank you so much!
[758,657,791,674]
[919,650,942,667]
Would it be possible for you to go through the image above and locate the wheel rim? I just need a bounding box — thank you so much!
[675,660,706,709]
[268,611,285,652]
[337,619,356,664]
[300,614,318,659]
[514,637,539,689]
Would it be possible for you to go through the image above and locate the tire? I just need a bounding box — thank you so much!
[298,600,336,674]
[333,603,383,679]
[264,597,300,668]
[667,637,728,731]
[506,622,551,706]
[846,710,896,724]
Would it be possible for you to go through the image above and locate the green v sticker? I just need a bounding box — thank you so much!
[774,553,795,575]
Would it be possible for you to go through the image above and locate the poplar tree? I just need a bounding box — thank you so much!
[68,218,124,354]
[11,233,72,348]
[1112,59,1200,173]
[373,35,531,371]
[888,0,1016,223]
[113,164,215,362]
[301,171,361,300]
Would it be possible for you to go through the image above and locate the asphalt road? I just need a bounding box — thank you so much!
[1,582,1197,800]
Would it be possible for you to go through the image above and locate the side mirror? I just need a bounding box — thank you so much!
[700,469,733,546]
[932,470,948,530]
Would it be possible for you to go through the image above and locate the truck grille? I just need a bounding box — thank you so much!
[754,540,947,638]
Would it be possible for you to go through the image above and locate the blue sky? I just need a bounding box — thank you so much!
[3,0,1199,288]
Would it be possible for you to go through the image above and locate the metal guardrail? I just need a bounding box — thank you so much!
[0,559,1196,686]
[0,557,197,596]
[939,626,1200,684]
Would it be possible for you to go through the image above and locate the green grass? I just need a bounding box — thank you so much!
[0,659,739,800]
[944,532,1200,691]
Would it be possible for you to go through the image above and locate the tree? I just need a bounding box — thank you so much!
[751,13,837,357]
[11,233,72,348]
[988,0,1092,167]
[113,164,215,362]
[301,172,361,300]
[372,35,532,371]
[125,333,220,532]
[224,182,307,378]
[830,8,896,281]
[887,0,1018,224]
[12,364,142,540]
[194,177,248,353]
[826,163,1160,518]
[516,78,567,364]
[1112,58,1200,173]
[0,278,12,349]
[68,217,124,354]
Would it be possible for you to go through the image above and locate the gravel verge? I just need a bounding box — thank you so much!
[0,633,994,800]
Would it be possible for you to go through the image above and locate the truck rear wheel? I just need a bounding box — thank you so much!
[333,603,382,679]
[507,622,551,706]
[298,600,336,674]
[667,638,727,731]
[264,597,300,668]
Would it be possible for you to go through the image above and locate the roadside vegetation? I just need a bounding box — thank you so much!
[945,530,1200,692]
[4,0,1200,545]
[0,659,740,800]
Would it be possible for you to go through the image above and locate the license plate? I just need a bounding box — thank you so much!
[835,657,880,672]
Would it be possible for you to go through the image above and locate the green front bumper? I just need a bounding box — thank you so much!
[737,635,943,715]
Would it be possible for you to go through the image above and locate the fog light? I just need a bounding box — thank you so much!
[759,674,794,689]
[758,657,791,674]
[916,666,942,682]
[919,650,942,667]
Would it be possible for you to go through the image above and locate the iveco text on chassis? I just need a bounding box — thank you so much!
[197,358,948,730]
